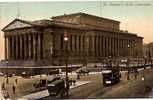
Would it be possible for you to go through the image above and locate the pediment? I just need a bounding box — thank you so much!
[2,19,33,31]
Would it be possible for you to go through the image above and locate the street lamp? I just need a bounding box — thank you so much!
[64,30,69,97]
[142,56,147,93]
[127,44,130,80]
[6,59,9,84]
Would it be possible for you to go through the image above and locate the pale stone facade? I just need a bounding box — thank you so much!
[2,13,143,66]
[144,43,153,58]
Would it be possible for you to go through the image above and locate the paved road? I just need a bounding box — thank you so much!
[67,68,153,99]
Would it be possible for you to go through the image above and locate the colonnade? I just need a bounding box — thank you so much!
[4,33,43,60]
[61,34,135,58]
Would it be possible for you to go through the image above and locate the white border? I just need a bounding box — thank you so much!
[0,0,151,2]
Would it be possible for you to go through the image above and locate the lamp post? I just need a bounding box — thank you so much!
[64,30,69,97]
[127,44,130,80]
[142,56,147,93]
[148,51,152,68]
[6,60,9,84]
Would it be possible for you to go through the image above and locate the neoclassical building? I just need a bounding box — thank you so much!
[2,12,143,66]
[143,43,153,58]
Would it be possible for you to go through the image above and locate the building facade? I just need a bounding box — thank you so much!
[2,13,143,66]
[143,43,153,58]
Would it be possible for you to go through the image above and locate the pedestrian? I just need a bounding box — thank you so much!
[2,83,5,90]
[12,85,16,94]
[77,74,80,80]
[4,92,10,99]
[15,78,18,84]
[134,69,138,79]
[69,79,72,86]
[72,80,76,86]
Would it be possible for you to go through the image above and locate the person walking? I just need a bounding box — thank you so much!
[15,79,18,84]
[2,83,5,90]
[72,80,76,86]
[134,68,138,79]
[4,92,10,99]
[12,85,16,94]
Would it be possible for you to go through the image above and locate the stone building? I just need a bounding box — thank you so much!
[2,12,143,66]
[143,43,153,58]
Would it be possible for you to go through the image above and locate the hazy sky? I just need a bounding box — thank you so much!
[0,1,153,59]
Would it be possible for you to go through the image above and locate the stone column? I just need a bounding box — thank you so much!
[79,35,81,56]
[13,36,16,60]
[7,36,10,60]
[95,36,97,57]
[82,35,85,56]
[4,36,8,60]
[37,33,41,60]
[97,36,99,57]
[105,37,108,57]
[117,39,121,56]
[108,38,111,56]
[124,39,127,56]
[98,36,101,57]
[128,40,130,56]
[20,35,23,59]
[99,36,102,57]
[26,35,29,59]
[15,36,19,60]
[28,34,32,59]
[110,38,112,56]
[122,39,124,56]
[96,35,100,57]
[89,36,92,56]
[33,34,36,60]
[130,40,132,56]
[92,36,95,57]
[88,36,91,56]
[11,36,15,60]
[103,37,105,57]
[71,35,74,56]
[86,36,89,56]
[24,34,26,59]
[67,34,71,52]
[131,40,133,56]
[113,38,115,57]
[114,38,117,57]
[100,36,102,57]
[80,35,83,56]
[120,39,122,57]
[111,38,114,57]
[126,40,128,56]
[127,40,129,56]
[76,35,79,56]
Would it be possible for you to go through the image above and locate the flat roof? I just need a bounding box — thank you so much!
[52,12,120,24]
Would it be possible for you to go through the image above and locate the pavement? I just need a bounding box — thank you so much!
[0,82,6,100]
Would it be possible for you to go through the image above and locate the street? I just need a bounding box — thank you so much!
[43,67,153,99]
[0,67,153,99]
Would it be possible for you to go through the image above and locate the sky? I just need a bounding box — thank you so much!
[0,1,153,60]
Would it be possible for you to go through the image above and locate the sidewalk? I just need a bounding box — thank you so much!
[0,82,6,100]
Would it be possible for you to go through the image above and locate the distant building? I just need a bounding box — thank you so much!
[2,12,143,66]
[143,43,153,58]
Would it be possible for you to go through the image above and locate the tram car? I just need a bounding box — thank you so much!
[102,63,121,86]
